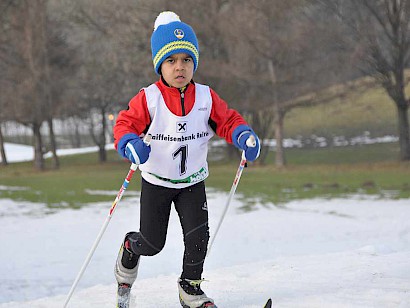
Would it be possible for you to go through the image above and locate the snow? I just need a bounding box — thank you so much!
[0,144,409,307]
[1,143,34,163]
[0,142,115,163]
[0,194,409,307]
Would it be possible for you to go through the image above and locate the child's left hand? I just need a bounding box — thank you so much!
[232,125,261,162]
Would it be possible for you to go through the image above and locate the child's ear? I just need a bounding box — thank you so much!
[158,62,163,75]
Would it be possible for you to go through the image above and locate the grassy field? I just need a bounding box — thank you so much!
[0,143,409,210]
[285,80,409,139]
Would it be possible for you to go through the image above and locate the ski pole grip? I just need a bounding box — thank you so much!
[143,133,152,146]
[130,135,151,171]
[246,135,256,148]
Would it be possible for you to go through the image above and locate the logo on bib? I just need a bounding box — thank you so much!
[176,121,187,133]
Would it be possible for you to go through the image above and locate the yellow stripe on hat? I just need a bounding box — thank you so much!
[153,41,199,68]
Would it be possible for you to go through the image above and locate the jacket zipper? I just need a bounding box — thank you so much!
[180,91,186,116]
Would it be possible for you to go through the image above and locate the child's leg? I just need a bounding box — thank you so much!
[174,181,209,280]
[114,178,176,284]
[174,182,215,306]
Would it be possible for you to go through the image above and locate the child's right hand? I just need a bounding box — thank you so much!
[118,133,151,164]
[125,138,151,164]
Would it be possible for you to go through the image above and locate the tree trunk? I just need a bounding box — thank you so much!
[0,124,8,166]
[248,110,272,165]
[274,104,286,167]
[73,123,81,148]
[68,118,82,148]
[396,102,410,161]
[99,145,107,162]
[386,77,410,161]
[47,117,60,169]
[41,5,59,169]
[32,122,45,170]
[268,59,286,167]
[98,107,107,162]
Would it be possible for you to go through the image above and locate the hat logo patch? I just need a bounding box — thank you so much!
[174,29,184,39]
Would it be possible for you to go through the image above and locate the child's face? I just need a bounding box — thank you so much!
[160,53,194,88]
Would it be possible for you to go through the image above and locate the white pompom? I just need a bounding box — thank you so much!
[154,11,181,31]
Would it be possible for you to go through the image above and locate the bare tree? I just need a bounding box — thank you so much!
[0,52,9,166]
[314,0,410,161]
[207,0,349,166]
[1,0,49,170]
[1,0,77,169]
[62,0,157,162]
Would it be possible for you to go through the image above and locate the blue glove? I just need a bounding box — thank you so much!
[117,133,151,164]
[232,125,261,162]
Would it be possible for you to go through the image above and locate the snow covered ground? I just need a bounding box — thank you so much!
[0,192,409,308]
[0,142,115,163]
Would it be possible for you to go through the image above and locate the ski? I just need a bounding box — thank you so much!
[181,298,269,308]
[263,298,272,308]
[116,283,131,308]
[180,301,217,308]
[263,299,272,308]
[117,285,268,308]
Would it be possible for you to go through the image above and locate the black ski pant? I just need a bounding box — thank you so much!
[127,178,210,280]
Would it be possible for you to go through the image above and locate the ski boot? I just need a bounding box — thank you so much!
[115,232,140,308]
[178,278,217,308]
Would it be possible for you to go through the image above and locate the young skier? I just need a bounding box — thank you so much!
[113,11,261,308]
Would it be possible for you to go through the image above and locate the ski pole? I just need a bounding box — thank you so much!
[63,135,151,308]
[207,135,256,256]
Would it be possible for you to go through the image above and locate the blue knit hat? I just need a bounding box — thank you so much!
[151,11,199,75]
